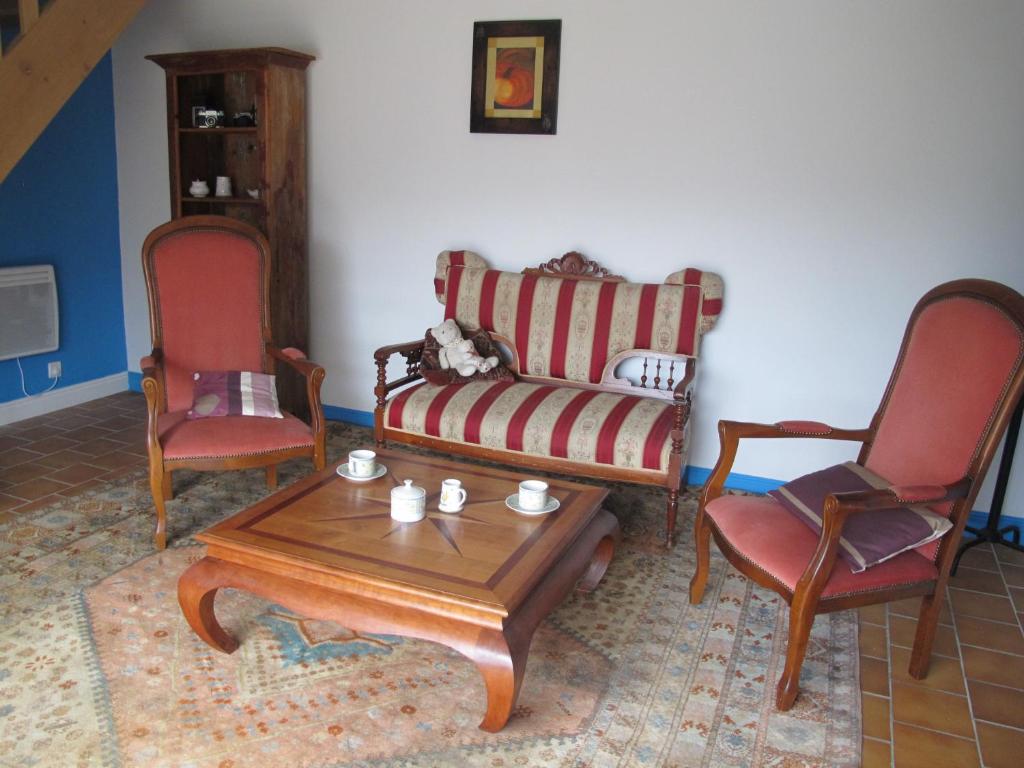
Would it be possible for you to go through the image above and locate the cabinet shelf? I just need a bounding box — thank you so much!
[178,126,258,134]
[183,196,262,205]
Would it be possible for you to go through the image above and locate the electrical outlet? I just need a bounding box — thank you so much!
[47,361,61,379]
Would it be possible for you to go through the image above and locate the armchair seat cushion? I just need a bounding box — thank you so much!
[706,494,938,599]
[384,380,677,472]
[158,410,314,460]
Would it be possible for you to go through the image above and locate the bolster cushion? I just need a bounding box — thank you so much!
[384,381,680,472]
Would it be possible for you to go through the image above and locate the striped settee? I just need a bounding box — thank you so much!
[374,250,723,543]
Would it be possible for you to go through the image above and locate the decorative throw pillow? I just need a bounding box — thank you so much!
[768,461,952,573]
[187,371,284,419]
[420,325,515,385]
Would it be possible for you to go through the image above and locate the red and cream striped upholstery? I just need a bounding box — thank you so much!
[435,251,723,384]
[385,380,680,472]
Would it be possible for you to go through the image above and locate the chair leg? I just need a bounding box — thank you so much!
[666,489,679,547]
[775,592,819,710]
[162,471,173,500]
[150,468,167,551]
[265,465,278,491]
[908,592,943,679]
[689,513,711,604]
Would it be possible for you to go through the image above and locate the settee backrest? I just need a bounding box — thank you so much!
[435,250,723,385]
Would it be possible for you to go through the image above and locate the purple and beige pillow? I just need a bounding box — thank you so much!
[768,461,952,573]
[187,371,283,419]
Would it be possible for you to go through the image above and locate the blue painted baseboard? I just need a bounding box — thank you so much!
[125,390,1024,531]
[322,404,374,427]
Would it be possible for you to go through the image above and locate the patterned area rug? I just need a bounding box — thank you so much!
[0,423,860,767]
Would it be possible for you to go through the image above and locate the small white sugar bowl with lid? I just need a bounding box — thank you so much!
[390,479,426,522]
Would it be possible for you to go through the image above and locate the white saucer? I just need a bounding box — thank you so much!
[336,463,387,482]
[438,505,464,514]
[505,494,560,516]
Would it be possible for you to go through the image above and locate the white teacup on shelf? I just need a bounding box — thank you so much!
[518,480,549,511]
[439,478,467,512]
[348,449,376,478]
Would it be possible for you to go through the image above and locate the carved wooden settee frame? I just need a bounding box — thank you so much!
[373,251,722,544]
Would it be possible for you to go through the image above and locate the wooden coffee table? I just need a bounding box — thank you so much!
[177,448,619,732]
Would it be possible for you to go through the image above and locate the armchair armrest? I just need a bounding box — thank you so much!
[140,349,164,405]
[373,339,426,395]
[268,345,324,379]
[374,339,426,362]
[374,339,428,443]
[140,348,166,459]
[827,478,971,514]
[671,357,697,399]
[267,345,326,444]
[700,420,874,509]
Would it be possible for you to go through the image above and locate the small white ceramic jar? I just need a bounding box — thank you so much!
[189,179,210,198]
[391,479,426,522]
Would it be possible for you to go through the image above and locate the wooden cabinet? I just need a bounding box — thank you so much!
[146,47,314,416]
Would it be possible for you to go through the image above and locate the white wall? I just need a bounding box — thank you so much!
[113,0,1024,510]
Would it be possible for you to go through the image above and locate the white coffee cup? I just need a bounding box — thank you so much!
[215,175,233,197]
[518,480,549,511]
[439,479,467,512]
[348,449,376,477]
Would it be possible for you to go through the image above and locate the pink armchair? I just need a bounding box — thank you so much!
[689,279,1024,710]
[140,216,326,549]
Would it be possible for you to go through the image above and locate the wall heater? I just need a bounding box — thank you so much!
[0,265,59,361]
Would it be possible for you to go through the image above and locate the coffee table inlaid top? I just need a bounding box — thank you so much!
[198,449,609,615]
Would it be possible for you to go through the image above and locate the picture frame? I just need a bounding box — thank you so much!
[470,19,561,135]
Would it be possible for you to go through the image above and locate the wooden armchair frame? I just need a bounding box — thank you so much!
[141,216,326,549]
[689,279,1024,710]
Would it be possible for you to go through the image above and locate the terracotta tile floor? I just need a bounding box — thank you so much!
[2,392,1024,766]
[0,392,148,520]
[860,538,1024,767]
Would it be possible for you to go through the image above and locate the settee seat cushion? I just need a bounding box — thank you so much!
[384,380,678,472]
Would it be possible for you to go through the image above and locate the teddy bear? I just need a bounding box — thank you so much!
[430,319,499,377]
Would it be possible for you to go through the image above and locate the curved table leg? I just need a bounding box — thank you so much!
[464,628,530,732]
[177,557,239,654]
[577,531,617,593]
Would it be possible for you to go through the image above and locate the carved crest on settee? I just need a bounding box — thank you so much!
[525,251,625,282]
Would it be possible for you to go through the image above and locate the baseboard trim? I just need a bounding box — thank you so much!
[323,405,374,428]
[0,372,129,426]
[683,466,784,494]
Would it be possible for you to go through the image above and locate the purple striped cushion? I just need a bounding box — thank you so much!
[187,371,283,420]
[767,461,952,573]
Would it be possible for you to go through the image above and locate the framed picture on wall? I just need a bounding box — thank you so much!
[470,19,561,135]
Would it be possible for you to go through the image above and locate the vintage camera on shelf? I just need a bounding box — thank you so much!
[191,107,225,128]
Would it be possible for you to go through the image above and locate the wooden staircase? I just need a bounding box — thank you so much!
[0,0,145,183]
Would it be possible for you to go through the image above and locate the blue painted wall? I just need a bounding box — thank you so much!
[0,53,125,403]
